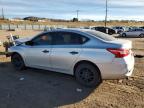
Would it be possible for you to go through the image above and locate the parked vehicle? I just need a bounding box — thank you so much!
[80,26,91,29]
[91,26,116,35]
[8,29,134,87]
[140,26,144,29]
[121,28,144,37]
[112,26,125,34]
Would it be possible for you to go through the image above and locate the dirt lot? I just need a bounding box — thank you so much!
[0,30,144,108]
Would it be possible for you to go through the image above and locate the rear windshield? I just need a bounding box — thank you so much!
[86,30,116,41]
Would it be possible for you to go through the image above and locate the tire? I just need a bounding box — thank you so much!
[139,34,144,38]
[122,33,126,37]
[11,53,25,70]
[75,63,102,87]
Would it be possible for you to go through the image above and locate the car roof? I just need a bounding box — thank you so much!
[32,28,94,39]
[41,28,116,41]
[42,28,98,34]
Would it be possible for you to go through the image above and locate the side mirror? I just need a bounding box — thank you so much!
[25,41,34,46]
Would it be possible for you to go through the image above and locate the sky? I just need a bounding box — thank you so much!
[0,0,144,21]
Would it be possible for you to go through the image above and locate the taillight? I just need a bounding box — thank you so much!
[107,48,130,58]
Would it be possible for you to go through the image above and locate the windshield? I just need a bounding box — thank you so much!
[85,30,116,41]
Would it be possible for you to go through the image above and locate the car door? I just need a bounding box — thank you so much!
[50,31,88,74]
[24,33,52,68]
[98,27,104,33]
[135,29,143,37]
[131,29,140,37]
[127,29,135,37]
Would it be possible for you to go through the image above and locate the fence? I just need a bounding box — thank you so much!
[0,24,67,30]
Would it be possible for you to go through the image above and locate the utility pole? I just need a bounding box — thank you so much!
[105,0,108,27]
[76,10,79,21]
[1,8,4,20]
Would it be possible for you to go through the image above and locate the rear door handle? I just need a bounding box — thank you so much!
[42,50,49,53]
[69,51,78,55]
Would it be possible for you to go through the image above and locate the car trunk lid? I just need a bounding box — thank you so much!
[110,39,132,49]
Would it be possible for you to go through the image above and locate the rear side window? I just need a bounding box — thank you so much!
[50,32,89,45]
[86,30,116,41]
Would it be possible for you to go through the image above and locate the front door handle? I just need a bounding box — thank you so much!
[69,51,78,55]
[42,50,49,53]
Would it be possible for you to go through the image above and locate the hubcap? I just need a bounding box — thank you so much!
[79,68,94,83]
[122,34,126,37]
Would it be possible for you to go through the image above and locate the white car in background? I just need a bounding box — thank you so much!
[121,28,144,37]
[112,26,125,34]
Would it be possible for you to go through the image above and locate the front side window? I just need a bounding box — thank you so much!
[136,29,143,31]
[32,33,52,46]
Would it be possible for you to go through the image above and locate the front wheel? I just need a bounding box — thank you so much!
[139,34,144,38]
[75,63,102,87]
[122,33,126,37]
[11,53,26,70]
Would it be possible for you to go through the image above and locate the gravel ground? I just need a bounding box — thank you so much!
[0,30,144,108]
[0,57,143,108]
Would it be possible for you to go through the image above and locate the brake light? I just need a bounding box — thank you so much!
[107,48,130,58]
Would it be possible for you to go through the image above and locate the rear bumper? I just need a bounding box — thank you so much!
[98,55,135,79]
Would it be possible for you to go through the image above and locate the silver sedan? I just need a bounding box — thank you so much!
[121,28,144,37]
[8,29,135,87]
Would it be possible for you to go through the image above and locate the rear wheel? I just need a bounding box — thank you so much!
[11,53,25,70]
[139,34,144,38]
[75,63,102,87]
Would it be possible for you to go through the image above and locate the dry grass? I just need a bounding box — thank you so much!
[1,20,144,27]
